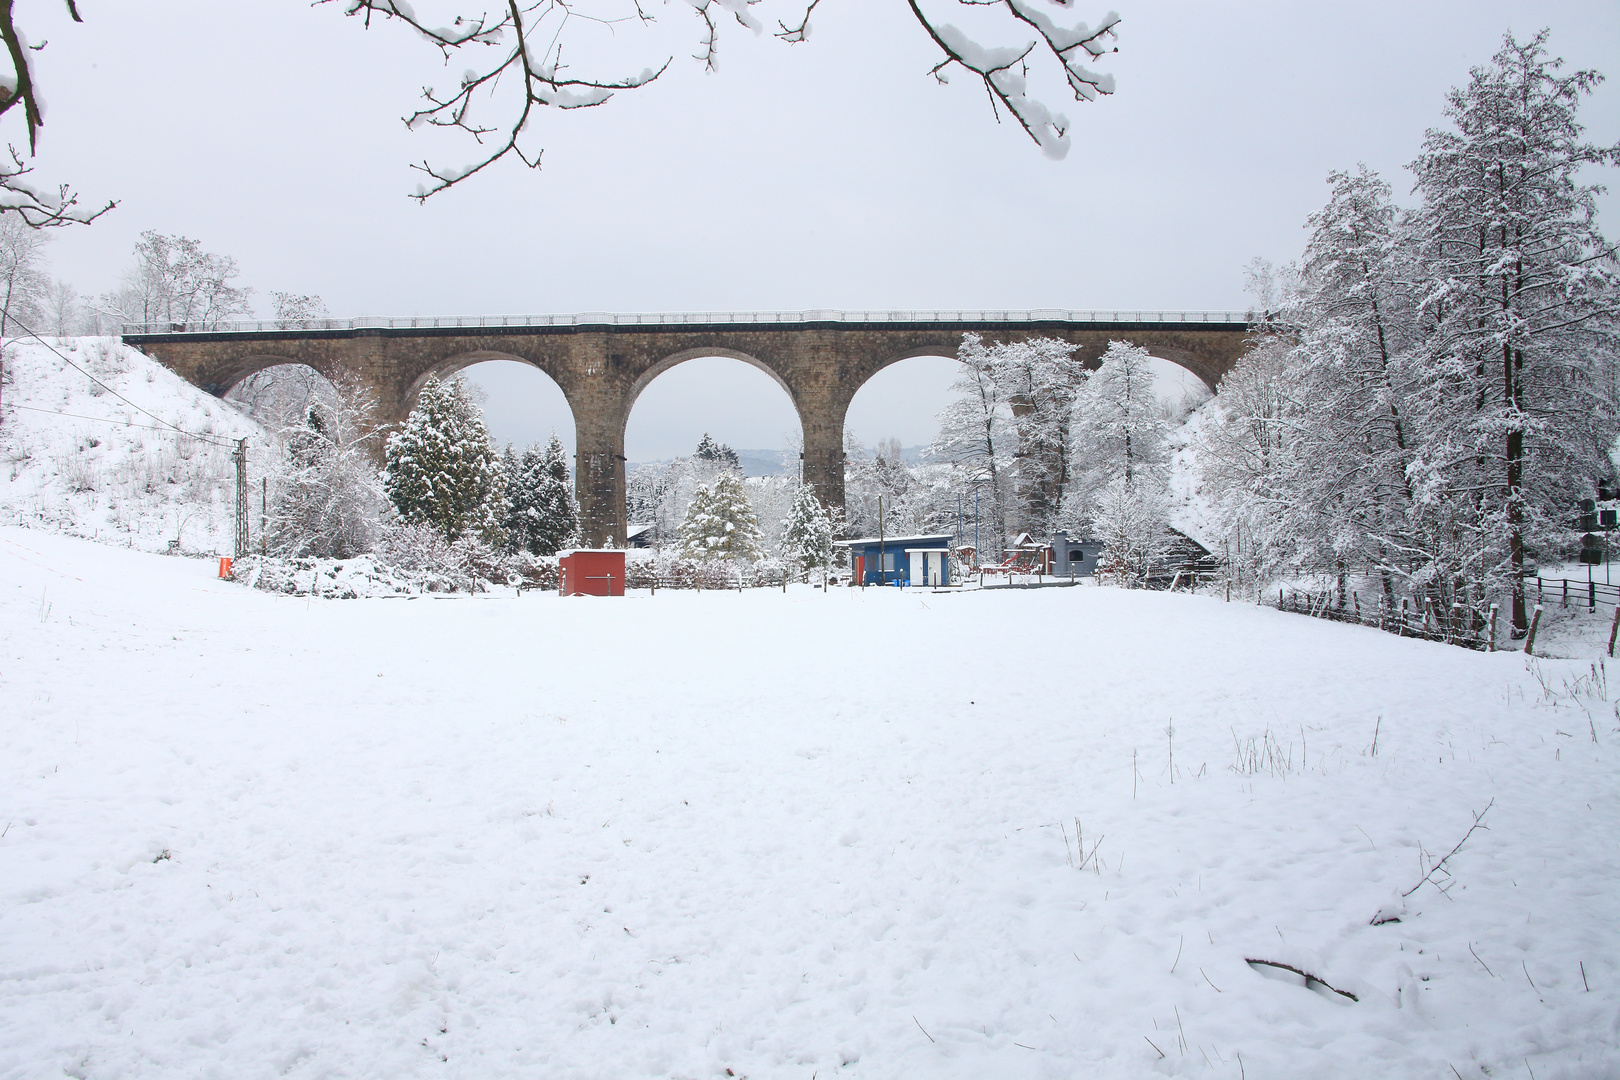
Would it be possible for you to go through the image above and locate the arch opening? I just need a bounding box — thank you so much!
[843,351,962,541]
[452,357,577,463]
[225,360,341,428]
[624,353,801,552]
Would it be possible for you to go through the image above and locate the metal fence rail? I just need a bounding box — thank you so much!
[120,308,1253,336]
[1533,576,1620,611]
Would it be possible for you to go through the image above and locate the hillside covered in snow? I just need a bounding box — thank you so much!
[0,337,265,555]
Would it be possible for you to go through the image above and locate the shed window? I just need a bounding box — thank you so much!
[1070,550,1083,561]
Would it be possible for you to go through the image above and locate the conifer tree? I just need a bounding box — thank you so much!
[382,376,506,545]
[504,432,579,555]
[779,481,835,579]
[693,432,742,471]
[678,470,764,561]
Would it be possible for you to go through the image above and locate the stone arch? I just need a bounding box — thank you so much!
[402,349,580,421]
[211,353,339,398]
[627,346,799,418]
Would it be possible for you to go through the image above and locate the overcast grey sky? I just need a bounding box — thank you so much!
[20,1,1620,460]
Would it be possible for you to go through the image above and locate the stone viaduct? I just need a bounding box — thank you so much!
[122,310,1251,547]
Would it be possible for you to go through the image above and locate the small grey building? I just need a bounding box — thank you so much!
[1051,531,1105,577]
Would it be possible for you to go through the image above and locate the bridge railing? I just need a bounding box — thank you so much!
[119,309,1254,335]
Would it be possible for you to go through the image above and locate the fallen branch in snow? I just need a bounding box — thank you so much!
[1401,798,1494,899]
[1244,958,1358,1002]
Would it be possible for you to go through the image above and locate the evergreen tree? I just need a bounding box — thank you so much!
[678,470,765,560]
[382,376,506,544]
[693,432,742,471]
[504,432,579,555]
[779,481,835,579]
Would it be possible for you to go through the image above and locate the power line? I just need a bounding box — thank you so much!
[7,403,247,440]
[4,320,240,448]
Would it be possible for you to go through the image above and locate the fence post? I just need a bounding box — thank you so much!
[1609,602,1620,658]
[1398,598,1407,636]
[1562,579,1568,608]
[1591,579,1597,612]
[1524,604,1544,656]
[1488,603,1498,652]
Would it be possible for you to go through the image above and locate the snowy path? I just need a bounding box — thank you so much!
[2,528,1616,1079]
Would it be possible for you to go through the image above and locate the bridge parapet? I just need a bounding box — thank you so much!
[121,308,1251,336]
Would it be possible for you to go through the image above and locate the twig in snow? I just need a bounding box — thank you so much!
[912,1015,934,1044]
[1370,716,1381,756]
[1581,961,1590,991]
[1200,967,1222,992]
[1448,1066,1464,1080]
[1402,799,1494,898]
[1469,942,1498,978]
[1143,1035,1165,1059]
[1171,935,1183,974]
[1522,960,1537,990]
[1237,1049,1245,1079]
[1526,1057,1538,1080]
[1174,1006,1187,1055]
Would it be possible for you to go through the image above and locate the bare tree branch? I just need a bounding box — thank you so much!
[0,1,115,227]
[335,1,1121,198]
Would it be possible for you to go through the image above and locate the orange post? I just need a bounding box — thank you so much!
[218,556,233,579]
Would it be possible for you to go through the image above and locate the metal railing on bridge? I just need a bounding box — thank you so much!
[120,308,1253,336]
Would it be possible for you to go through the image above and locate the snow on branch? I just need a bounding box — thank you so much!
[904,0,1120,159]
[0,2,115,227]
[337,1,1123,199]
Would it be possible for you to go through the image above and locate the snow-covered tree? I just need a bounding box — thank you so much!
[779,481,835,580]
[270,292,331,329]
[383,376,507,545]
[503,432,578,555]
[930,333,1015,557]
[1090,474,1170,586]
[0,216,49,337]
[1071,341,1169,496]
[694,432,742,472]
[111,232,253,330]
[1406,29,1620,635]
[1193,334,1301,587]
[267,371,388,559]
[678,470,765,561]
[993,336,1086,536]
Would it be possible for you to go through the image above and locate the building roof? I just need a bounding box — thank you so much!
[834,534,955,548]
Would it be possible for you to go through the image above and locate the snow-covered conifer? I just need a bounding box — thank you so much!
[778,482,835,580]
[382,376,506,545]
[693,433,741,472]
[503,432,578,555]
[678,470,764,561]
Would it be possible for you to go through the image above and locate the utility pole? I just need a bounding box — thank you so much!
[878,496,885,587]
[232,439,249,560]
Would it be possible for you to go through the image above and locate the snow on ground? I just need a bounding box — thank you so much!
[2,528,1617,1079]
[0,338,263,554]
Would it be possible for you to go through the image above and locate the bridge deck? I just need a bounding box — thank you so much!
[122,309,1250,338]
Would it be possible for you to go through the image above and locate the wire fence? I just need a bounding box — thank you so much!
[119,309,1253,336]
[1263,586,1500,651]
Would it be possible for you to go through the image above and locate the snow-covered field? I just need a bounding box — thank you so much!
[3,528,1616,1079]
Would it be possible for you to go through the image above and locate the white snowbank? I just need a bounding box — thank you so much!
[1,527,1616,1078]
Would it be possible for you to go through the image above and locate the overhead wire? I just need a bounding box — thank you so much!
[3,318,244,449]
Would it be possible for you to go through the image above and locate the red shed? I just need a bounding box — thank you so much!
[558,549,626,596]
